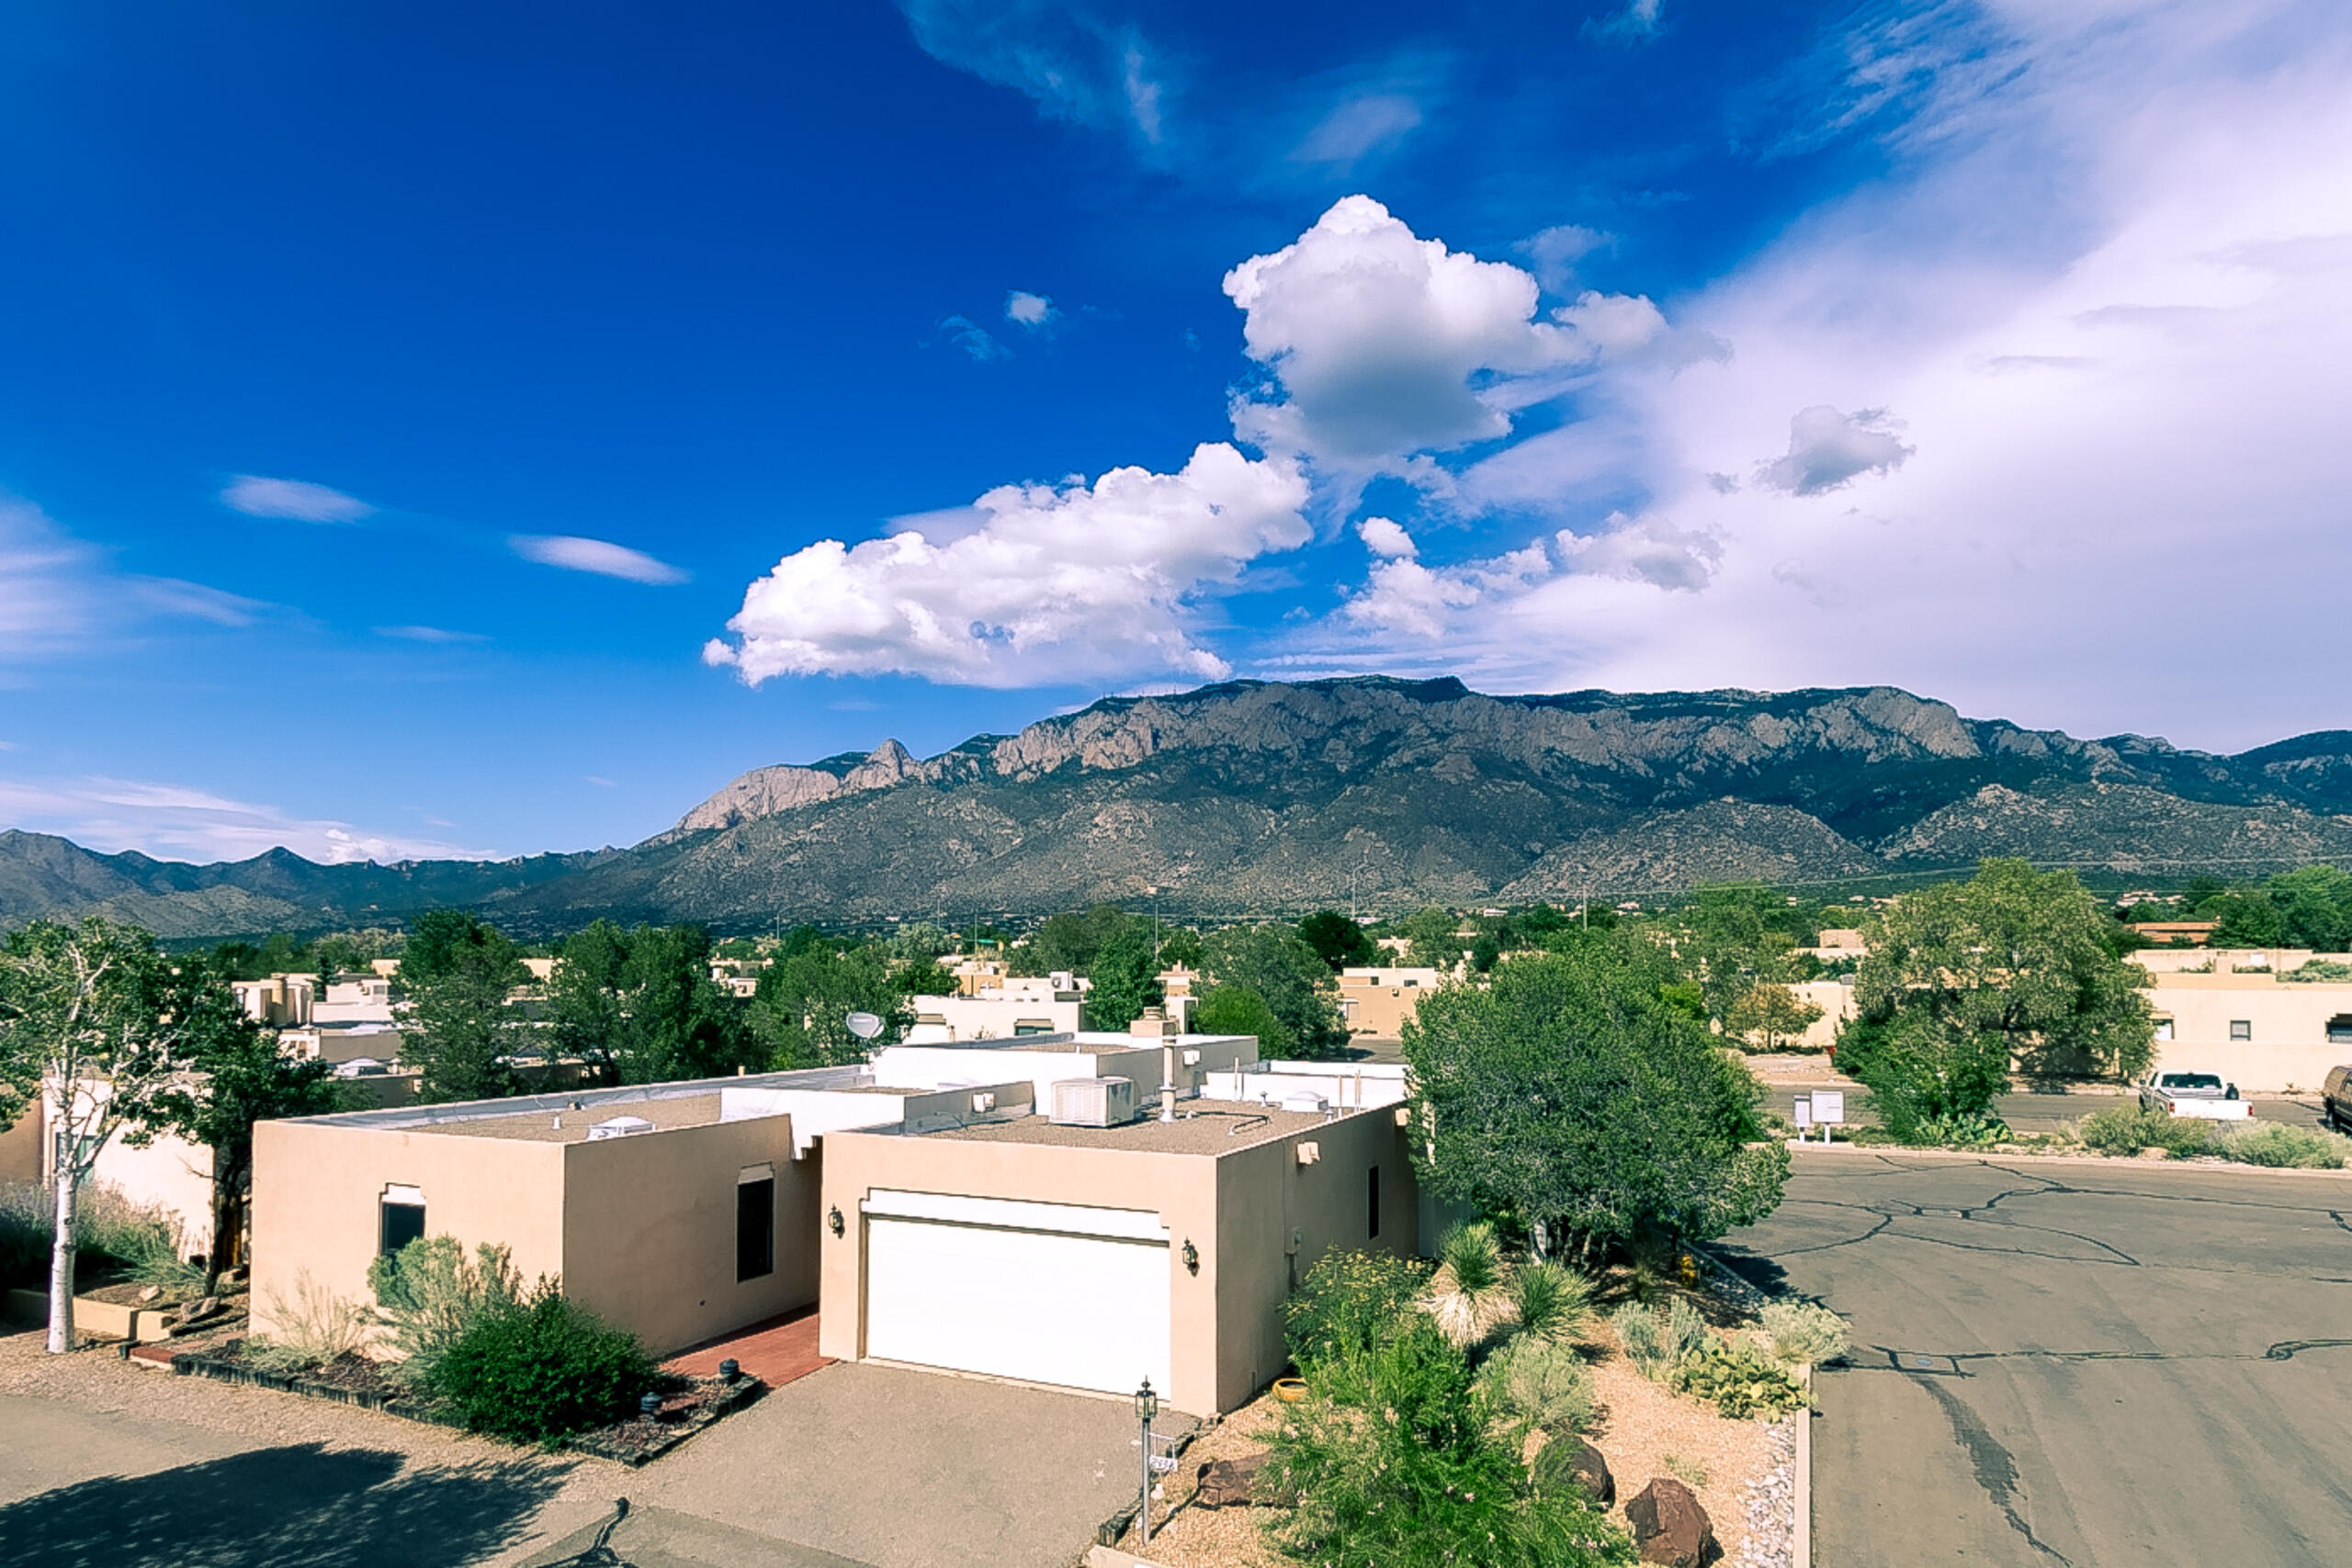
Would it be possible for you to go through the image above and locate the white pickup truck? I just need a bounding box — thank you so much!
[2137,1071,2254,1120]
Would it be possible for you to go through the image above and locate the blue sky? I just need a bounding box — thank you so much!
[4,1,2348,863]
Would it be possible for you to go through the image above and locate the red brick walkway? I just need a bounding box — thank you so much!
[662,1306,831,1390]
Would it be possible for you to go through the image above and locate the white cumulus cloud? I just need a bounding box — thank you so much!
[1755,405,1914,495]
[705,443,1309,687]
[220,475,375,523]
[510,535,689,585]
[1357,516,1418,558]
[1004,290,1057,328]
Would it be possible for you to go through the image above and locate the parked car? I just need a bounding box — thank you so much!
[2324,1066,2352,1132]
[2137,1071,2253,1120]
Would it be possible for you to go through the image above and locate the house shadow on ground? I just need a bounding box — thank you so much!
[0,1441,571,1568]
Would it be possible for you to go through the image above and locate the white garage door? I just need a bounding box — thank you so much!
[863,1190,1171,1397]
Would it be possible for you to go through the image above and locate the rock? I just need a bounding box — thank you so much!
[1532,1434,1614,1506]
[1627,1476,1718,1567]
[1194,1452,1271,1509]
[137,1285,162,1303]
[187,1295,221,1322]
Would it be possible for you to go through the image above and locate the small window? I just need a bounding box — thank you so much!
[1367,1165,1381,1239]
[379,1187,425,1257]
[2327,1015,2352,1044]
[737,1176,776,1281]
[2230,1020,2252,1042]
[2154,1018,2174,1042]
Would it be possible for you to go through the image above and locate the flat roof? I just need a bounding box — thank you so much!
[427,1094,729,1144]
[914,1104,1360,1156]
[282,1063,875,1134]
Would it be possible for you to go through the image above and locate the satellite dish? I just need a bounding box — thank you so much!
[845,1011,885,1041]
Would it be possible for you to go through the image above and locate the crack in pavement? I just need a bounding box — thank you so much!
[1777,1196,2145,1268]
[1911,1374,2075,1566]
[1845,1338,2352,1371]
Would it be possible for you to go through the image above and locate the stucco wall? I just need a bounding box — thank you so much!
[249,1122,567,1342]
[559,1114,810,1356]
[89,1128,216,1258]
[816,1106,1418,1416]
[2148,975,2352,1091]
[0,1098,41,1186]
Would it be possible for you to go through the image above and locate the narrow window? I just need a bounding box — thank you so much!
[2154,1018,2174,1042]
[2230,1020,2252,1042]
[379,1186,425,1257]
[1367,1165,1381,1239]
[738,1172,776,1281]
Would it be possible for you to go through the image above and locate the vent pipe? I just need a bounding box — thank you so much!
[1161,1039,1177,1123]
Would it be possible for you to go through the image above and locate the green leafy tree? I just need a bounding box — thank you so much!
[399,914,528,1103]
[1846,860,2156,1124]
[1398,907,1466,970]
[1012,903,1136,976]
[610,923,754,1083]
[1723,983,1826,1054]
[749,942,909,1067]
[1082,927,1162,1031]
[1156,927,1204,970]
[1672,886,1807,1029]
[1297,910,1377,973]
[128,960,342,1291]
[2263,865,2352,950]
[897,957,961,997]
[1202,924,1346,1060]
[1404,937,1788,1262]
[1193,985,1287,1050]
[0,918,208,1352]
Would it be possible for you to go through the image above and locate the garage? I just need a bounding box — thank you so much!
[861,1189,1171,1396]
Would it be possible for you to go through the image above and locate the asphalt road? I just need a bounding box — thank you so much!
[1722,1151,2352,1565]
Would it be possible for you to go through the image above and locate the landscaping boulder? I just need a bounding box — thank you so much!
[1194,1452,1270,1508]
[137,1285,163,1303]
[1627,1476,1717,1566]
[1564,1438,1614,1506]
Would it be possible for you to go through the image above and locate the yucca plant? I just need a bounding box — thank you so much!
[1509,1260,1597,1347]
[1423,1221,1517,1348]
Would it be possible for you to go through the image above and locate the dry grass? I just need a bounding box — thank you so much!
[1125,1331,1777,1567]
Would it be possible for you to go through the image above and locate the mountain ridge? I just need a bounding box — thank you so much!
[7,677,2351,937]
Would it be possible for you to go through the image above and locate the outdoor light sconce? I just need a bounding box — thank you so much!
[828,1204,844,1237]
[1182,1239,1199,1275]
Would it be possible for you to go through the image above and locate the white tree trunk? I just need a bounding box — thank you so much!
[47,1164,77,1355]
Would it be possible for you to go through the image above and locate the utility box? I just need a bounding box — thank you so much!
[1050,1077,1138,1128]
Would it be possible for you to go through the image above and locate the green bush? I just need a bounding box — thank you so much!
[2078,1106,2211,1158]
[1427,1222,1514,1348]
[1906,1112,2012,1149]
[1509,1261,1597,1347]
[1479,1336,1595,1440]
[1530,1433,1606,1503]
[368,1235,524,1387]
[1758,1301,1849,1367]
[1670,1337,1807,1419]
[1261,1320,1630,1568]
[1283,1248,1431,1370]
[429,1282,657,1444]
[246,1272,372,1373]
[2215,1122,2351,1169]
[1609,1297,1705,1382]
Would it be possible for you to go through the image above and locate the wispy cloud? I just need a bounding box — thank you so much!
[0,773,499,863]
[220,475,376,524]
[936,313,1011,362]
[3,493,273,659]
[1004,290,1057,328]
[375,624,488,644]
[509,535,689,585]
[894,0,1172,149]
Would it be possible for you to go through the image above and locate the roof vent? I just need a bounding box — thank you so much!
[1050,1077,1138,1128]
[586,1114,655,1140]
[1282,1093,1329,1115]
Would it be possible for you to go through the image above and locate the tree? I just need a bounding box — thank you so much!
[2262,864,2352,951]
[897,958,961,997]
[748,942,909,1068]
[1397,907,1466,970]
[548,921,753,1086]
[0,918,207,1352]
[1011,904,1136,976]
[128,959,342,1292]
[1847,859,2155,1122]
[399,913,528,1103]
[1404,937,1787,1262]
[1201,924,1346,1060]
[1192,986,1287,1051]
[1082,927,1163,1031]
[1723,983,1826,1054]
[1297,910,1376,973]
[1156,927,1204,970]
[1672,885,1807,1030]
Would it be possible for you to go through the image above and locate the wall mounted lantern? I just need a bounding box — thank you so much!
[828,1204,844,1237]
[1182,1239,1199,1275]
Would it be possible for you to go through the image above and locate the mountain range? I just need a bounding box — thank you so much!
[7,677,2352,939]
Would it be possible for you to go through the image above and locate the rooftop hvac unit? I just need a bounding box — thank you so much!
[1282,1092,1329,1115]
[1050,1077,1138,1128]
[586,1114,656,1140]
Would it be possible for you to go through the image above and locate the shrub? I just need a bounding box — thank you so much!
[1479,1336,1595,1439]
[1661,1296,1708,1364]
[1509,1261,1598,1347]
[1906,1112,2012,1149]
[429,1282,657,1444]
[368,1235,524,1387]
[1662,1455,1708,1489]
[2078,1107,2211,1158]
[1425,1222,1516,1348]
[111,1220,207,1297]
[1610,1297,1704,1382]
[1261,1320,1629,1568]
[1758,1301,1849,1367]
[0,1183,45,1289]
[1670,1337,1807,1419]
[1283,1249,1431,1369]
[246,1272,372,1372]
[2215,1122,2351,1170]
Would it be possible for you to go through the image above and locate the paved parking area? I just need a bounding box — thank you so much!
[1723,1150,2352,1565]
[1759,1080,2327,1134]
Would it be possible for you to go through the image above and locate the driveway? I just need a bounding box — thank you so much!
[1759,1081,2328,1134]
[1722,1150,2352,1565]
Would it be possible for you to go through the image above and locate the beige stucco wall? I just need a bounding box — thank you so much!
[250,1121,568,1343]
[0,1099,41,1186]
[1338,968,1446,1037]
[560,1115,810,1356]
[89,1127,216,1259]
[2146,973,2352,1092]
[817,1107,1417,1416]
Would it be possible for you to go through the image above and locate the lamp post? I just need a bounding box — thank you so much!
[1135,1377,1159,1545]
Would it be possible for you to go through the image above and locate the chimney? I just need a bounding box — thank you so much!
[1130,1006,1174,1039]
